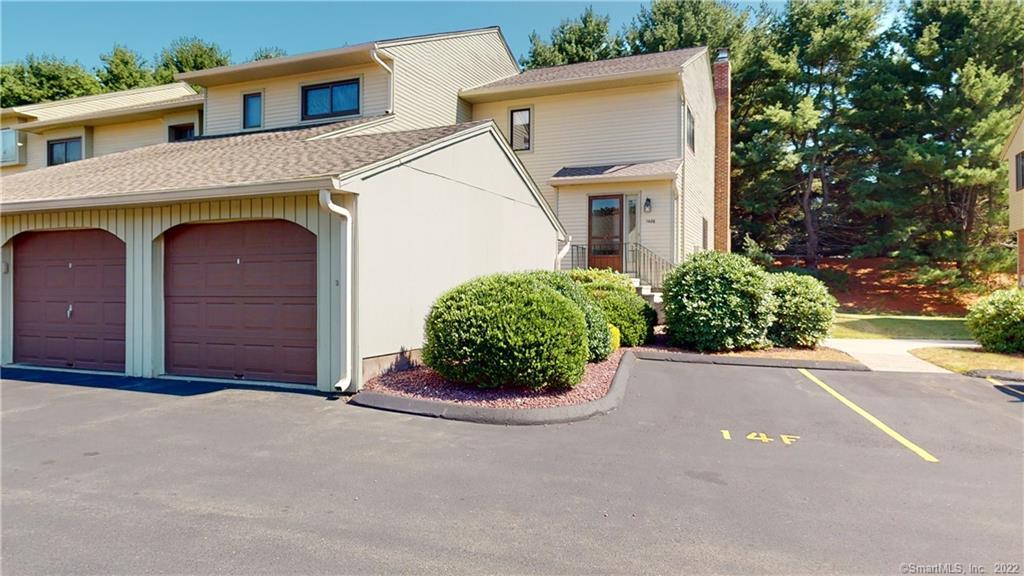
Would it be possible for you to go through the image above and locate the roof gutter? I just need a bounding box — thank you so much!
[318,186,356,393]
[0,176,338,214]
[548,172,678,186]
[370,47,395,115]
[460,68,683,102]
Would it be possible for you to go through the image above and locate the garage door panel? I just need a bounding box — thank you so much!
[165,220,317,384]
[13,230,126,372]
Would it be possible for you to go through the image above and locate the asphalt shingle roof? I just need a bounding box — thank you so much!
[0,117,488,206]
[469,47,705,92]
[551,158,682,181]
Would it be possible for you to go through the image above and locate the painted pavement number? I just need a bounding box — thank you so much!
[721,430,800,445]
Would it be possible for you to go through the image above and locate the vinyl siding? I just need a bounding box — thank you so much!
[471,81,682,209]
[23,126,90,172]
[680,54,716,258]
[1008,117,1024,232]
[92,110,201,156]
[361,31,519,133]
[203,64,389,135]
[0,193,349,392]
[7,110,201,174]
[555,180,675,267]
[9,83,196,122]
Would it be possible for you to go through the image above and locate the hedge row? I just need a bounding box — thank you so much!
[663,252,836,351]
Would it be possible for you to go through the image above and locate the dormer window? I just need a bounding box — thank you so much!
[302,79,360,121]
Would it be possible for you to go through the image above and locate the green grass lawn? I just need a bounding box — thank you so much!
[831,312,971,340]
[909,347,1024,375]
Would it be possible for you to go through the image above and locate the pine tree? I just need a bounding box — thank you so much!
[521,7,624,69]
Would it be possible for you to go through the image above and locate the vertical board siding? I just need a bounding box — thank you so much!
[0,193,345,391]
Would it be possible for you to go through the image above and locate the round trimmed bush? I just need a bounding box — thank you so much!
[662,252,777,351]
[608,324,621,352]
[525,270,612,362]
[586,286,655,347]
[766,272,837,348]
[966,288,1024,353]
[422,273,588,389]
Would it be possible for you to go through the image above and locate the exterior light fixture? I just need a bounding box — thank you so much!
[643,198,652,213]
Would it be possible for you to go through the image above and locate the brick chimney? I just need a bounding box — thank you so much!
[712,48,732,252]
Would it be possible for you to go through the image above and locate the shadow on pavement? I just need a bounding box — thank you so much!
[0,366,331,398]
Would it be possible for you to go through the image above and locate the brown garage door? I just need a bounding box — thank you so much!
[164,220,317,384]
[14,229,126,372]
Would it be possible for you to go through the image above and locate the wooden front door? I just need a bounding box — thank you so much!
[588,195,624,271]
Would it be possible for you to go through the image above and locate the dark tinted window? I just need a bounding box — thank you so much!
[47,138,82,166]
[243,92,262,129]
[302,79,359,120]
[168,124,195,142]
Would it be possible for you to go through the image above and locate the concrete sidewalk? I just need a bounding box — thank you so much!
[825,338,976,373]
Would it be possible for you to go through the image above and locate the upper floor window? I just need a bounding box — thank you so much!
[510,108,531,151]
[302,79,359,121]
[1017,151,1024,191]
[1,128,24,165]
[47,137,82,166]
[243,92,263,129]
[686,106,695,153]
[168,123,195,142]
[702,217,709,250]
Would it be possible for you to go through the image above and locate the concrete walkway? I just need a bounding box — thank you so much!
[824,338,977,373]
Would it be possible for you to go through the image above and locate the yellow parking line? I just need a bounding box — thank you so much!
[987,376,1024,400]
[797,368,939,463]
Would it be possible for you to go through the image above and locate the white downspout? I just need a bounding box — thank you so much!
[555,235,572,270]
[318,188,354,392]
[370,48,394,115]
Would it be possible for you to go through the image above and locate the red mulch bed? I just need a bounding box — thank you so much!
[777,256,1014,316]
[361,348,625,409]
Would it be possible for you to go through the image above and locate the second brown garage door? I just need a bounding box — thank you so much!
[164,220,317,384]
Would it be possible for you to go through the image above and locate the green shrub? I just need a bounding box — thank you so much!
[524,270,612,362]
[568,268,634,290]
[766,272,837,348]
[662,252,777,351]
[586,286,655,347]
[422,273,588,389]
[966,289,1024,353]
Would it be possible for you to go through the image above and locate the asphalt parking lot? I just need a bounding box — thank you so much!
[2,360,1021,575]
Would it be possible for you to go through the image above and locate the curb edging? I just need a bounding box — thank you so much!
[966,369,1024,382]
[349,352,636,425]
[632,349,870,371]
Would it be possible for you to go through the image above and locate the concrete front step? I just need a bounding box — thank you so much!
[626,274,664,322]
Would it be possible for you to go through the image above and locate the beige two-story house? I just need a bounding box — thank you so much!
[0,26,729,390]
[1,82,203,175]
[465,47,731,288]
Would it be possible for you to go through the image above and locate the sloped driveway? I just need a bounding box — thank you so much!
[2,362,1021,575]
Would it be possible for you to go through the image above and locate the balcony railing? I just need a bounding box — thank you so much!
[568,242,673,291]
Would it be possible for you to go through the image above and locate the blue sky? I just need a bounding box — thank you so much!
[0,1,663,69]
